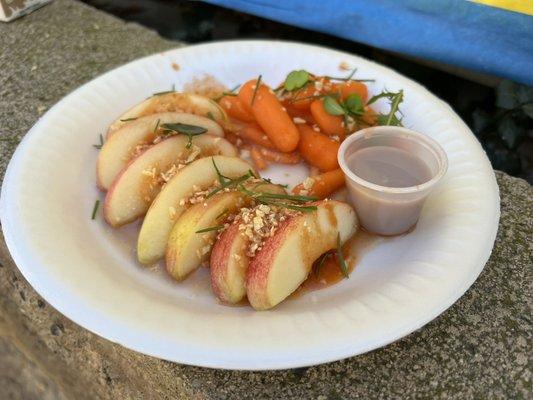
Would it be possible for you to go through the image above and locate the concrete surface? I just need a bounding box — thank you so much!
[0,0,531,398]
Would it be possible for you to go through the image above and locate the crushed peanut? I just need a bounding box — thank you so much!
[234,204,299,258]
[292,117,306,124]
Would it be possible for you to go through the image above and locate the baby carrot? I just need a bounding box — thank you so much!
[238,79,300,153]
[258,147,301,164]
[310,99,345,139]
[292,169,345,199]
[237,123,276,149]
[250,146,268,170]
[219,95,255,122]
[297,124,340,171]
[337,81,368,102]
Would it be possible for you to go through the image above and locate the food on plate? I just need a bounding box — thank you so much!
[238,79,300,152]
[292,169,346,199]
[94,68,405,310]
[246,200,357,310]
[103,134,236,227]
[137,155,254,264]
[97,112,223,190]
[106,92,227,136]
[166,182,285,281]
[297,123,340,171]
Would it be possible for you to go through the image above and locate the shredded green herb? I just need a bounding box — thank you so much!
[153,84,176,96]
[119,117,138,122]
[195,225,224,234]
[323,96,345,116]
[325,68,375,82]
[93,134,104,149]
[336,233,349,278]
[91,200,100,220]
[160,122,208,148]
[314,252,332,277]
[250,75,262,106]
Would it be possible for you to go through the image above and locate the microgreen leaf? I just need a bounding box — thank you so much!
[195,225,224,234]
[251,75,262,106]
[91,200,100,220]
[344,93,364,116]
[336,233,349,278]
[323,96,345,116]
[93,134,104,149]
[284,70,310,91]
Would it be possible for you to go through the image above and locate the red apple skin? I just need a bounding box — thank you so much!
[210,223,248,304]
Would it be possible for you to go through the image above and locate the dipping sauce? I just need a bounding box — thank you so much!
[346,146,432,188]
[338,127,448,236]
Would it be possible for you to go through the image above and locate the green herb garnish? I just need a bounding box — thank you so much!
[195,225,224,234]
[153,84,176,96]
[160,122,208,148]
[153,118,161,133]
[325,68,375,82]
[336,233,349,278]
[344,93,364,116]
[368,90,404,126]
[250,75,262,106]
[284,70,310,91]
[120,117,138,122]
[314,252,332,277]
[91,200,100,220]
[323,96,345,116]
[93,134,104,149]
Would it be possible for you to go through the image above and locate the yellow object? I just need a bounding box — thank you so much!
[471,0,533,16]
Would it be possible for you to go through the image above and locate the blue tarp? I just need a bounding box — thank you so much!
[205,0,533,85]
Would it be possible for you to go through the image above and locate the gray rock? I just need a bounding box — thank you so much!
[0,0,531,398]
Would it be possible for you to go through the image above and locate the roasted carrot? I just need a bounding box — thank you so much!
[337,81,368,102]
[238,79,300,153]
[310,99,345,139]
[292,169,345,199]
[284,83,318,110]
[361,106,377,126]
[258,147,301,164]
[250,146,268,170]
[297,124,339,171]
[219,95,255,122]
[237,123,276,149]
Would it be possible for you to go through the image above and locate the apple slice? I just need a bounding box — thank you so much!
[137,156,254,265]
[107,92,227,136]
[97,112,223,190]
[246,200,357,310]
[103,135,237,227]
[166,183,285,281]
[210,222,250,304]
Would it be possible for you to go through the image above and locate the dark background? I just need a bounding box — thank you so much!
[82,0,532,183]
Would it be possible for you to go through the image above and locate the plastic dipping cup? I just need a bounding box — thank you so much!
[338,126,448,236]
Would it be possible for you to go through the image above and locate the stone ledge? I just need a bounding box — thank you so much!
[0,1,531,398]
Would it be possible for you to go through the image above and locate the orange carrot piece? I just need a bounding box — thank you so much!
[361,106,377,126]
[219,95,255,122]
[238,123,276,149]
[258,147,301,164]
[337,81,368,102]
[250,146,268,170]
[285,84,317,110]
[238,79,300,153]
[297,124,340,171]
[310,99,345,139]
[292,169,345,199]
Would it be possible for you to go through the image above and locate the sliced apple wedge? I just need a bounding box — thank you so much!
[166,183,285,281]
[103,135,237,227]
[246,200,357,310]
[137,156,254,265]
[210,222,250,304]
[97,112,223,190]
[107,92,227,136]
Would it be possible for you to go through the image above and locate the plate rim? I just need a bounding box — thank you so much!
[0,39,500,370]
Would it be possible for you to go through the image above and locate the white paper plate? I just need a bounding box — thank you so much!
[0,41,499,370]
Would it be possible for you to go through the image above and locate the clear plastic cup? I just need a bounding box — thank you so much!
[338,126,448,236]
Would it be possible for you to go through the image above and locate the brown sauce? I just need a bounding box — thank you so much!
[291,230,379,298]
